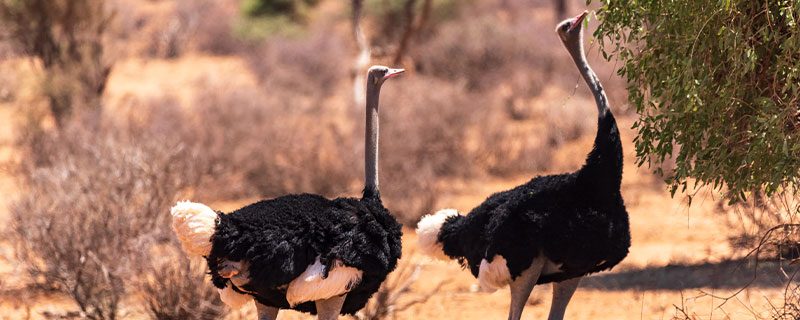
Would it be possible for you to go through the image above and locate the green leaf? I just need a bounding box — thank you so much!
[594,0,800,205]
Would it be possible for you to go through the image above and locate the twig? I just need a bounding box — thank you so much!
[698,224,800,311]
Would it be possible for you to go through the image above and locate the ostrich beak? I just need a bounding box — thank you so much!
[383,68,405,80]
[568,11,588,32]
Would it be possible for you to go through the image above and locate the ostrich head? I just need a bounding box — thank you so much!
[367,65,404,87]
[556,10,588,49]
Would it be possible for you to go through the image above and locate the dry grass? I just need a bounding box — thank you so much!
[356,253,446,320]
[172,79,360,201]
[136,248,226,320]
[377,76,485,223]
[5,111,219,319]
[6,0,792,319]
[243,29,348,99]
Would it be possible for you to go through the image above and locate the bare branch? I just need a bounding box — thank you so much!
[392,0,417,65]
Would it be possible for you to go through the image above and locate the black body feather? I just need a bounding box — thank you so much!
[438,112,630,284]
[206,191,402,315]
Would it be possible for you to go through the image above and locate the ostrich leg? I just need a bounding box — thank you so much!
[316,294,347,320]
[508,256,546,320]
[256,302,279,320]
[547,277,581,320]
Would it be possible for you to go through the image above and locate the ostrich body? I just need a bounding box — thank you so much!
[171,66,404,320]
[416,12,630,320]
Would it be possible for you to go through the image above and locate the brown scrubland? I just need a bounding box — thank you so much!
[0,0,796,319]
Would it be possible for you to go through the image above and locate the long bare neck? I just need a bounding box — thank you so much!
[566,35,610,117]
[566,33,623,192]
[364,80,381,198]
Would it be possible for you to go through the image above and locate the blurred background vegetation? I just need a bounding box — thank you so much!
[0,0,591,318]
[0,0,797,319]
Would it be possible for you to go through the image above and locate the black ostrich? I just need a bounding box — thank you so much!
[171,66,405,320]
[416,11,630,320]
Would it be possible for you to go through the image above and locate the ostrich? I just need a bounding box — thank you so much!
[171,66,404,320]
[416,11,630,320]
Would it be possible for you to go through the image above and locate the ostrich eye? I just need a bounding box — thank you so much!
[562,23,570,31]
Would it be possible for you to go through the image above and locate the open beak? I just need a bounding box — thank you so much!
[383,68,405,80]
[568,11,588,32]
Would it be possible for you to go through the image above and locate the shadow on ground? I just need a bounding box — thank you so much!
[583,259,798,290]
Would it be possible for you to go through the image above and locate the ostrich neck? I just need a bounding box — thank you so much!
[364,81,381,198]
[567,40,609,116]
[567,36,623,191]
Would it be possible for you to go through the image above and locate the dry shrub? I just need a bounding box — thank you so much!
[177,0,241,56]
[409,13,599,179]
[477,116,553,176]
[163,0,602,225]
[415,15,562,93]
[159,0,242,57]
[244,30,349,100]
[416,17,517,90]
[375,71,594,221]
[146,2,199,59]
[707,192,800,320]
[0,0,114,128]
[356,254,445,320]
[6,110,221,319]
[413,3,627,112]
[116,0,240,58]
[159,74,453,224]
[136,248,225,320]
[378,76,484,223]
[473,92,596,177]
[173,79,360,201]
[724,191,800,255]
[771,270,800,320]
[381,76,485,177]
[161,74,478,224]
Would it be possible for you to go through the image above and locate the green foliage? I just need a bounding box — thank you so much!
[242,0,319,18]
[234,14,307,40]
[592,0,800,204]
[236,0,319,40]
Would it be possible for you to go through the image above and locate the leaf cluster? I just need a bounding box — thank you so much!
[592,0,800,204]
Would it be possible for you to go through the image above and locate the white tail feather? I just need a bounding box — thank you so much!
[286,257,363,306]
[478,255,511,293]
[170,201,217,257]
[416,209,459,261]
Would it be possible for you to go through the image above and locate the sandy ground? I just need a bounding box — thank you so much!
[0,51,796,320]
